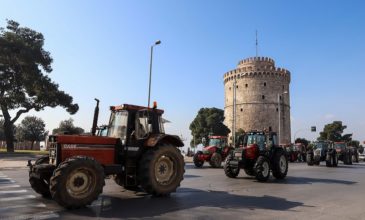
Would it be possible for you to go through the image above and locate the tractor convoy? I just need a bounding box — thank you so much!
[28,102,185,209]
[306,141,358,167]
[27,100,360,209]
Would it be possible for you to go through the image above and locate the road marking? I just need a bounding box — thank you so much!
[0,184,20,189]
[0,211,60,220]
[0,195,36,202]
[0,189,27,194]
[0,203,46,212]
[0,179,16,184]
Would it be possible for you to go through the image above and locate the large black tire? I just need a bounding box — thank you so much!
[254,156,270,182]
[193,151,204,168]
[224,154,240,178]
[326,151,333,167]
[349,151,353,165]
[138,145,185,196]
[332,151,338,167]
[314,155,321,165]
[29,156,51,198]
[209,152,222,168]
[244,168,255,176]
[307,153,314,166]
[272,150,288,180]
[49,156,105,209]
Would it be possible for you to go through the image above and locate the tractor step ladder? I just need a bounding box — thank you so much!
[125,159,137,186]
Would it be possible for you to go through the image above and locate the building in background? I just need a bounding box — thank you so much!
[223,56,291,144]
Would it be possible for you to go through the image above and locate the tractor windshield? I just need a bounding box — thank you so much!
[108,110,128,141]
[334,143,346,150]
[247,134,266,150]
[208,138,222,147]
[315,142,328,150]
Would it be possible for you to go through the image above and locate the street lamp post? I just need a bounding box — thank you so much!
[147,40,161,108]
[278,91,288,145]
[232,79,237,146]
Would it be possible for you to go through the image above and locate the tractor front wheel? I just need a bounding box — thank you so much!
[306,153,314,166]
[209,152,222,168]
[193,151,204,168]
[138,145,185,196]
[29,156,52,198]
[49,156,105,209]
[254,156,270,182]
[224,154,240,178]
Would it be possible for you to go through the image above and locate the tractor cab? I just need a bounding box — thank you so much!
[108,103,165,147]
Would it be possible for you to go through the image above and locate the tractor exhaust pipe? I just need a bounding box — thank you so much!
[91,98,100,136]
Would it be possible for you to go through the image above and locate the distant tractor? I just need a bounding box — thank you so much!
[285,144,299,162]
[224,130,288,182]
[28,102,185,209]
[193,136,233,168]
[334,142,353,165]
[306,141,338,167]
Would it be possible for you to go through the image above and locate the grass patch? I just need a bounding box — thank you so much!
[0,149,48,155]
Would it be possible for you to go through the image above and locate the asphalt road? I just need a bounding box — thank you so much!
[1,160,365,220]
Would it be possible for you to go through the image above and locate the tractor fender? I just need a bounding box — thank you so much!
[145,134,184,147]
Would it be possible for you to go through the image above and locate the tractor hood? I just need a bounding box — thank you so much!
[53,135,118,145]
[203,145,217,154]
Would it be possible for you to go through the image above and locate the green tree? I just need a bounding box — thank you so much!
[295,138,310,147]
[189,107,230,147]
[16,116,47,150]
[0,119,4,140]
[52,118,84,135]
[0,20,78,152]
[318,121,352,142]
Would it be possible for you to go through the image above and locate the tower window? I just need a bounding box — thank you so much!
[282,85,285,89]
[245,84,248,88]
[229,87,231,90]
[240,108,243,112]
[236,85,238,88]
[264,82,267,87]
[262,95,265,99]
[279,96,282,100]
[276,108,278,112]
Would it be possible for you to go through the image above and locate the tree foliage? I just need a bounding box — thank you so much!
[295,138,310,147]
[189,107,230,147]
[52,118,84,135]
[318,121,352,142]
[16,116,47,150]
[0,20,79,152]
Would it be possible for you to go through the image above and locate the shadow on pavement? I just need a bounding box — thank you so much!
[68,188,306,219]
[270,176,356,185]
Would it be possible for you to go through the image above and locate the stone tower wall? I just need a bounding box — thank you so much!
[223,57,291,144]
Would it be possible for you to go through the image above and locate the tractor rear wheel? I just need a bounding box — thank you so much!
[254,156,270,182]
[193,151,204,168]
[49,156,105,209]
[306,153,314,166]
[272,150,288,179]
[138,145,185,196]
[29,156,52,198]
[326,151,333,167]
[224,154,240,178]
[209,152,222,168]
[314,155,320,165]
[332,151,338,167]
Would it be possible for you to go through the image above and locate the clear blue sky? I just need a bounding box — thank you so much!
[1,0,364,148]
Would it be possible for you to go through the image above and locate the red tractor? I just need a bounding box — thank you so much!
[193,136,233,168]
[28,102,185,209]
